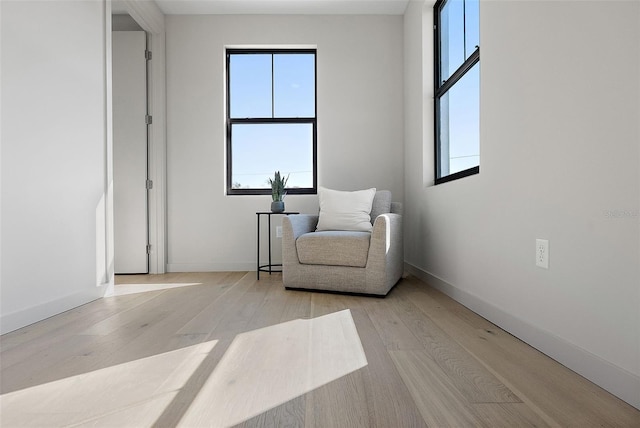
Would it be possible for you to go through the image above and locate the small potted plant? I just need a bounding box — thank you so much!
[268,171,289,213]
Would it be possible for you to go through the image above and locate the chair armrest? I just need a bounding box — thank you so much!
[283,214,318,241]
[282,215,318,268]
[370,213,402,249]
[367,213,404,281]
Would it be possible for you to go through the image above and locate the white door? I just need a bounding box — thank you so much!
[113,31,148,274]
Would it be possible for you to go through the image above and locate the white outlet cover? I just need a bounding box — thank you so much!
[536,239,549,269]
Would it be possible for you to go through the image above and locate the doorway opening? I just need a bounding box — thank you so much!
[112,14,149,274]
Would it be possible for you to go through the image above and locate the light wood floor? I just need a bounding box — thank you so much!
[1,272,638,427]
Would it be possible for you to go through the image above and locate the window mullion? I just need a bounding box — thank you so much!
[435,48,479,98]
[230,117,315,125]
[463,0,467,60]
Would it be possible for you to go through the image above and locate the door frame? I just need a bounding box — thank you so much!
[109,0,166,274]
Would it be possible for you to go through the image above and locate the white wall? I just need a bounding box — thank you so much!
[404,0,640,408]
[165,14,403,271]
[112,14,143,31]
[1,0,112,333]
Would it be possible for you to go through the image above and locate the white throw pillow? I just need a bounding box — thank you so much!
[316,187,376,232]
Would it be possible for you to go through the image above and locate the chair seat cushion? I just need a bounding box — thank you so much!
[296,231,371,268]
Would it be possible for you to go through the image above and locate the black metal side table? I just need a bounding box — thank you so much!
[256,211,299,280]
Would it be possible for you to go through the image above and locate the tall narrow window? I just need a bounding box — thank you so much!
[434,0,480,184]
[226,49,317,195]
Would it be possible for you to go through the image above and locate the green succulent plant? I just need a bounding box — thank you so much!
[268,171,289,202]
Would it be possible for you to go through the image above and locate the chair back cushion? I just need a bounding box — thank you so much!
[370,190,392,223]
[316,187,376,232]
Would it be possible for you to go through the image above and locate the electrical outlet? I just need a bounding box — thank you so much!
[276,226,283,238]
[536,239,549,269]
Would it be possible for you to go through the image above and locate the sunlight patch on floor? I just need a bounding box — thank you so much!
[113,282,203,296]
[179,309,368,427]
[0,341,217,426]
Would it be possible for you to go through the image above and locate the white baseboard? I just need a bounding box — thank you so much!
[0,287,106,335]
[166,262,256,273]
[404,262,640,411]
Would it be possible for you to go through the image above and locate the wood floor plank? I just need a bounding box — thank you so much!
[393,281,521,404]
[360,295,424,350]
[243,279,296,332]
[400,277,640,427]
[305,292,373,428]
[35,280,232,387]
[230,282,311,427]
[472,403,554,428]
[209,277,272,340]
[0,308,173,394]
[176,272,257,335]
[279,287,312,322]
[304,370,371,428]
[81,288,193,336]
[389,349,481,427]
[1,272,638,427]
[351,307,428,427]
[154,335,235,427]
[0,290,161,361]
[234,396,305,428]
[1,340,216,428]
[73,291,223,376]
[155,274,276,427]
[179,292,366,427]
[308,292,427,428]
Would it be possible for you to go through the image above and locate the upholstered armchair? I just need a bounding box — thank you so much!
[282,190,403,296]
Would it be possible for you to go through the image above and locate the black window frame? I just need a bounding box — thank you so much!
[226,48,318,196]
[434,0,480,185]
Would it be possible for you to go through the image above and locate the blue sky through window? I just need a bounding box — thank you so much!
[230,54,272,118]
[231,123,313,189]
[274,54,315,118]
[446,62,479,174]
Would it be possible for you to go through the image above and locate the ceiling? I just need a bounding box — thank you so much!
[151,0,410,15]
